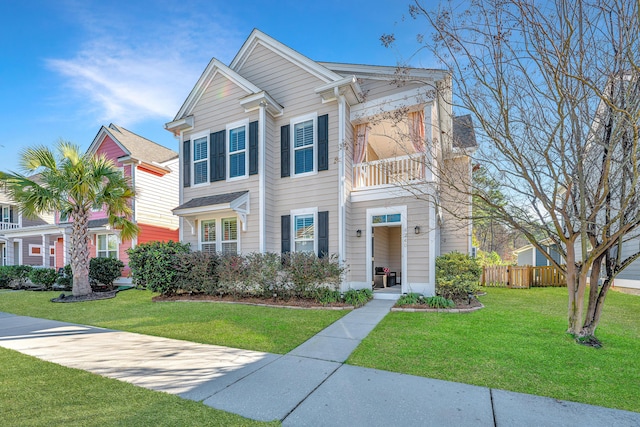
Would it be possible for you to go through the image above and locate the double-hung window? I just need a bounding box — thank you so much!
[294,214,315,253]
[97,234,118,258]
[1,206,9,223]
[193,135,208,185]
[201,219,216,253]
[228,123,247,179]
[221,218,238,254]
[200,217,239,254]
[293,115,316,175]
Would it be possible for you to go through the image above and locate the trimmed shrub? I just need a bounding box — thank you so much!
[89,257,124,290]
[245,252,281,297]
[312,287,341,305]
[172,251,219,295]
[0,265,33,289]
[435,252,482,300]
[282,252,343,298]
[28,268,59,289]
[127,241,190,294]
[216,253,250,297]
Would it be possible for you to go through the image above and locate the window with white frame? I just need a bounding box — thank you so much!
[193,135,208,185]
[228,124,247,179]
[294,214,315,253]
[221,218,238,254]
[201,219,216,253]
[200,217,239,254]
[293,116,315,175]
[29,245,42,256]
[1,206,9,223]
[97,234,118,258]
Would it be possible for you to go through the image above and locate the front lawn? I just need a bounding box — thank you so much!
[347,287,640,413]
[0,289,346,354]
[0,347,276,427]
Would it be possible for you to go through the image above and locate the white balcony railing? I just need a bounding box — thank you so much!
[353,154,426,189]
[0,222,20,231]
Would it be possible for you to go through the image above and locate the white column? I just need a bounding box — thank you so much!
[41,234,47,267]
[338,93,347,267]
[258,102,267,253]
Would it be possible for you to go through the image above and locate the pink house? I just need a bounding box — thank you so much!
[2,124,179,280]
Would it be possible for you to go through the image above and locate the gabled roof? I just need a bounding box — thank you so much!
[88,124,178,164]
[231,29,343,84]
[320,62,449,82]
[453,115,478,150]
[170,58,264,123]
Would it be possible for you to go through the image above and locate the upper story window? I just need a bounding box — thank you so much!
[294,120,314,174]
[97,234,118,258]
[1,206,9,223]
[227,122,247,180]
[292,114,317,176]
[193,135,209,185]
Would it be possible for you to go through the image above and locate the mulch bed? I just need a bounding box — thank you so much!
[152,293,354,310]
[50,290,119,303]
[392,297,484,312]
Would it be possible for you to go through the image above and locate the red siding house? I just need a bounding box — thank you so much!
[1,124,179,282]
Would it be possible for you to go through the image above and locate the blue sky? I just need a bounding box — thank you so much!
[0,0,436,173]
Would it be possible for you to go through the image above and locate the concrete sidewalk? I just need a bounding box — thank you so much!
[0,303,638,426]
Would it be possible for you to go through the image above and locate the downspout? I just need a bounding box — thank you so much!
[336,88,346,268]
[259,101,267,253]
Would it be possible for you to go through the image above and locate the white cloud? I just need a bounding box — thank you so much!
[46,2,243,127]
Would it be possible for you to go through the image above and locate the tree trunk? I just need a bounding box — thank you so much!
[70,208,92,297]
[565,264,588,336]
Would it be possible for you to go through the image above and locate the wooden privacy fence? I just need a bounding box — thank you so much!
[482,265,566,288]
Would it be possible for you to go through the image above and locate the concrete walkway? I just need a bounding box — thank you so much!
[0,302,639,426]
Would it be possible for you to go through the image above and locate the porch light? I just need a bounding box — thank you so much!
[356,229,362,237]
[414,225,420,234]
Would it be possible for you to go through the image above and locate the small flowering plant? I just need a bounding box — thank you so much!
[383,267,390,275]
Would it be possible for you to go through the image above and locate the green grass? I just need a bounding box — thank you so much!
[0,347,276,426]
[0,289,346,354]
[347,287,640,413]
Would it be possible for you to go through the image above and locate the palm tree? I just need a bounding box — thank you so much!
[0,141,138,296]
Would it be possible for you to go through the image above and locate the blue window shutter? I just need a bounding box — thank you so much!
[318,211,329,258]
[281,215,291,253]
[183,140,191,187]
[281,125,290,177]
[318,114,328,171]
[210,130,226,182]
[249,121,258,175]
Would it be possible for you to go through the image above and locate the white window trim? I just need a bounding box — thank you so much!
[200,218,217,253]
[290,113,318,178]
[96,234,119,259]
[28,244,43,256]
[191,130,210,187]
[49,246,55,256]
[1,205,10,222]
[220,217,240,254]
[197,214,241,254]
[291,207,318,254]
[226,119,249,181]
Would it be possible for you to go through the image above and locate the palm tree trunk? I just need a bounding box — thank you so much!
[70,208,92,296]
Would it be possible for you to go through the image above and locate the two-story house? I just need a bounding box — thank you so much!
[165,30,474,296]
[0,124,180,278]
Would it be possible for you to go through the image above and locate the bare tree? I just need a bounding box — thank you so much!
[383,0,640,345]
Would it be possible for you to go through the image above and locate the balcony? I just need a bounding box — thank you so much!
[0,222,20,231]
[353,154,426,189]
